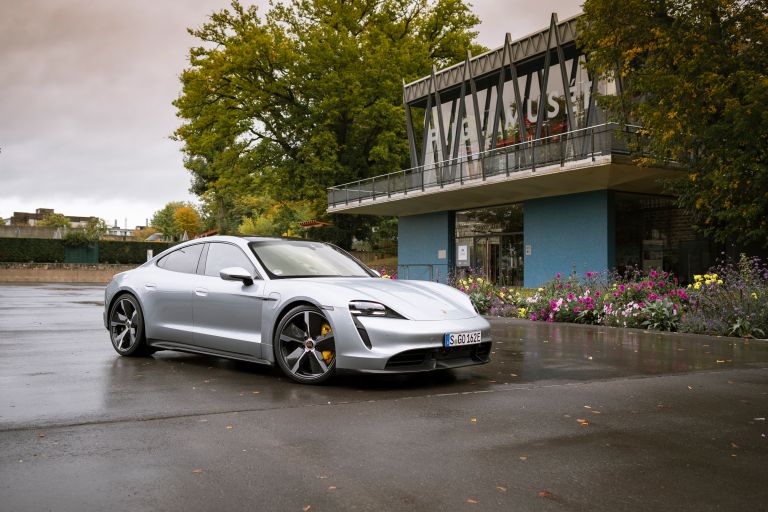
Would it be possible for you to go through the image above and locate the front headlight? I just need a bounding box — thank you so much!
[348,301,405,319]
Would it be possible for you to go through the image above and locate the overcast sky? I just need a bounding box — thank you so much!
[0,0,581,228]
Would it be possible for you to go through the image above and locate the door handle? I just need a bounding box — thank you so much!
[144,283,157,290]
[195,288,208,297]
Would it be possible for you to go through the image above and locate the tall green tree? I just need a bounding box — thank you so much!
[173,0,484,243]
[579,0,768,247]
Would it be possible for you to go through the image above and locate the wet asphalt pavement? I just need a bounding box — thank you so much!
[1,284,767,511]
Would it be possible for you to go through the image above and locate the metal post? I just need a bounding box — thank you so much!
[371,176,376,200]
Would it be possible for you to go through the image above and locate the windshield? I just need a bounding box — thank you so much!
[249,240,374,279]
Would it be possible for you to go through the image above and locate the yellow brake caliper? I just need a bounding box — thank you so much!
[320,323,334,364]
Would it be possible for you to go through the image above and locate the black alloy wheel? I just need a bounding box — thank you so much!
[108,294,151,356]
[274,305,336,384]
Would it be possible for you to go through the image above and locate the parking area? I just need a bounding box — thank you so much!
[1,283,767,511]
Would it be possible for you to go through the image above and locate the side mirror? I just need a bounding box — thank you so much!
[220,267,254,286]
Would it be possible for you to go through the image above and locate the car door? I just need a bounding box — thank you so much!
[144,242,205,344]
[192,242,267,358]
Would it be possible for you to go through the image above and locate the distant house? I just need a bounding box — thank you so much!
[11,208,91,228]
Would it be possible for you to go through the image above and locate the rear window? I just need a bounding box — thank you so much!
[157,244,204,274]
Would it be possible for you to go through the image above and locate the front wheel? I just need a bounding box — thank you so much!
[274,305,336,384]
[108,294,151,357]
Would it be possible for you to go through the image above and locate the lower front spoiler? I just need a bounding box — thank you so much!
[347,342,492,374]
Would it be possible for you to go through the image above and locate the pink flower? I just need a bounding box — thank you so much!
[588,304,594,310]
[567,293,574,301]
[531,313,537,321]
[619,284,625,292]
[586,272,592,278]
[556,273,561,278]
[585,297,593,304]
[658,281,665,287]
[595,291,601,297]
[574,307,580,313]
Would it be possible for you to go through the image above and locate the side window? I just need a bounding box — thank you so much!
[156,244,204,274]
[204,243,257,278]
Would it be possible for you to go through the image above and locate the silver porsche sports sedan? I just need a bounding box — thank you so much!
[104,236,492,384]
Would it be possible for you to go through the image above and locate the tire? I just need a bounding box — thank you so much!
[274,305,336,384]
[108,293,152,357]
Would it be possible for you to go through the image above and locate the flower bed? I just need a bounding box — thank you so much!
[450,255,768,338]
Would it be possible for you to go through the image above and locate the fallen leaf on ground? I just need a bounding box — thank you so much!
[470,417,477,424]
[316,475,328,479]
[576,418,589,426]
[583,405,591,409]
[538,490,552,498]
[252,391,260,394]
[226,425,234,430]
[496,486,507,493]
[754,417,765,421]
[716,360,725,363]
[37,433,46,438]
[192,468,203,474]
[590,410,602,415]
[687,386,693,390]
[303,506,312,512]
[519,456,528,461]
[730,442,739,449]
[466,498,478,504]
[328,486,337,491]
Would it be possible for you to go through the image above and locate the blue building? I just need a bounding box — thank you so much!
[328,14,711,287]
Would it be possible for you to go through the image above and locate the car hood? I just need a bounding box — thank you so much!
[284,278,477,321]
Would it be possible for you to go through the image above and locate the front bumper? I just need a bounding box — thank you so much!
[332,314,492,373]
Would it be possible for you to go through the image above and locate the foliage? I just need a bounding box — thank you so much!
[37,212,70,228]
[99,241,176,264]
[579,0,768,247]
[62,217,108,247]
[523,270,688,331]
[237,196,313,237]
[63,230,95,247]
[0,238,66,263]
[451,269,527,317]
[151,202,201,241]
[173,206,202,238]
[679,255,768,338]
[84,217,108,241]
[173,0,485,242]
[133,226,158,241]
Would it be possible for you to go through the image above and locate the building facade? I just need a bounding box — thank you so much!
[327,14,712,287]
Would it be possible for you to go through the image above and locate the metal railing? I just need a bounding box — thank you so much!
[328,123,640,208]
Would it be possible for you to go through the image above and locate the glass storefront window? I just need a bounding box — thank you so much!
[614,193,711,281]
[455,204,524,286]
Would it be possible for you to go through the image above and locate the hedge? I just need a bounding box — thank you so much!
[0,238,175,264]
[0,238,66,263]
[98,241,175,264]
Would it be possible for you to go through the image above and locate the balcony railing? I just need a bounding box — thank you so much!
[327,122,640,209]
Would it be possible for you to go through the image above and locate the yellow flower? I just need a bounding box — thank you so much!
[468,277,474,283]
[477,277,484,284]
[717,280,723,285]
[537,287,545,292]
[693,274,703,282]
[752,292,758,299]
[518,307,527,318]
[693,282,701,290]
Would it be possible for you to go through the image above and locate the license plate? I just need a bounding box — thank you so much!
[444,330,482,347]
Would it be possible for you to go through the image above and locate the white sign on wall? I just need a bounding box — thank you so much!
[457,245,469,266]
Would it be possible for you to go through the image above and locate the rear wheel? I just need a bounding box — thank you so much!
[274,305,336,384]
[108,294,152,357]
